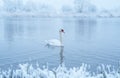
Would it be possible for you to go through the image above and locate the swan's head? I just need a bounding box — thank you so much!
[60,29,65,33]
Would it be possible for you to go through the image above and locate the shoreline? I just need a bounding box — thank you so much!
[0,12,120,18]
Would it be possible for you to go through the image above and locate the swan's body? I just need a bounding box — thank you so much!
[46,39,63,46]
[46,29,65,47]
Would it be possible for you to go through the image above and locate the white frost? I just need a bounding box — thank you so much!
[0,63,120,78]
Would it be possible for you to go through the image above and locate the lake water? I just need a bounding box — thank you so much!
[0,17,120,71]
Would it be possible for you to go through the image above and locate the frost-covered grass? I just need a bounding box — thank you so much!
[0,63,120,78]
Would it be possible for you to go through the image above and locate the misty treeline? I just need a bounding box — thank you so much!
[0,0,96,13]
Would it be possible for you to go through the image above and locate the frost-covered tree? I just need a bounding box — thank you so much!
[0,0,3,11]
[62,5,74,13]
[22,1,36,12]
[74,0,97,13]
[74,0,84,13]
[87,4,97,13]
[3,0,23,12]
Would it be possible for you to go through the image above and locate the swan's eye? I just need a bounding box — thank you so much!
[61,29,64,32]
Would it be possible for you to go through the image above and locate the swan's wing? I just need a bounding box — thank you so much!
[45,39,62,46]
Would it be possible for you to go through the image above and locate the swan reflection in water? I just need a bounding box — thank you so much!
[46,45,64,66]
[59,46,64,66]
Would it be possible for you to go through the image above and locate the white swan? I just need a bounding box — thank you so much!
[46,29,65,47]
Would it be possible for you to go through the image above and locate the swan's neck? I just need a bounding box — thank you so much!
[59,32,62,44]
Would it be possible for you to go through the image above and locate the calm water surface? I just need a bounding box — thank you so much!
[0,17,120,70]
